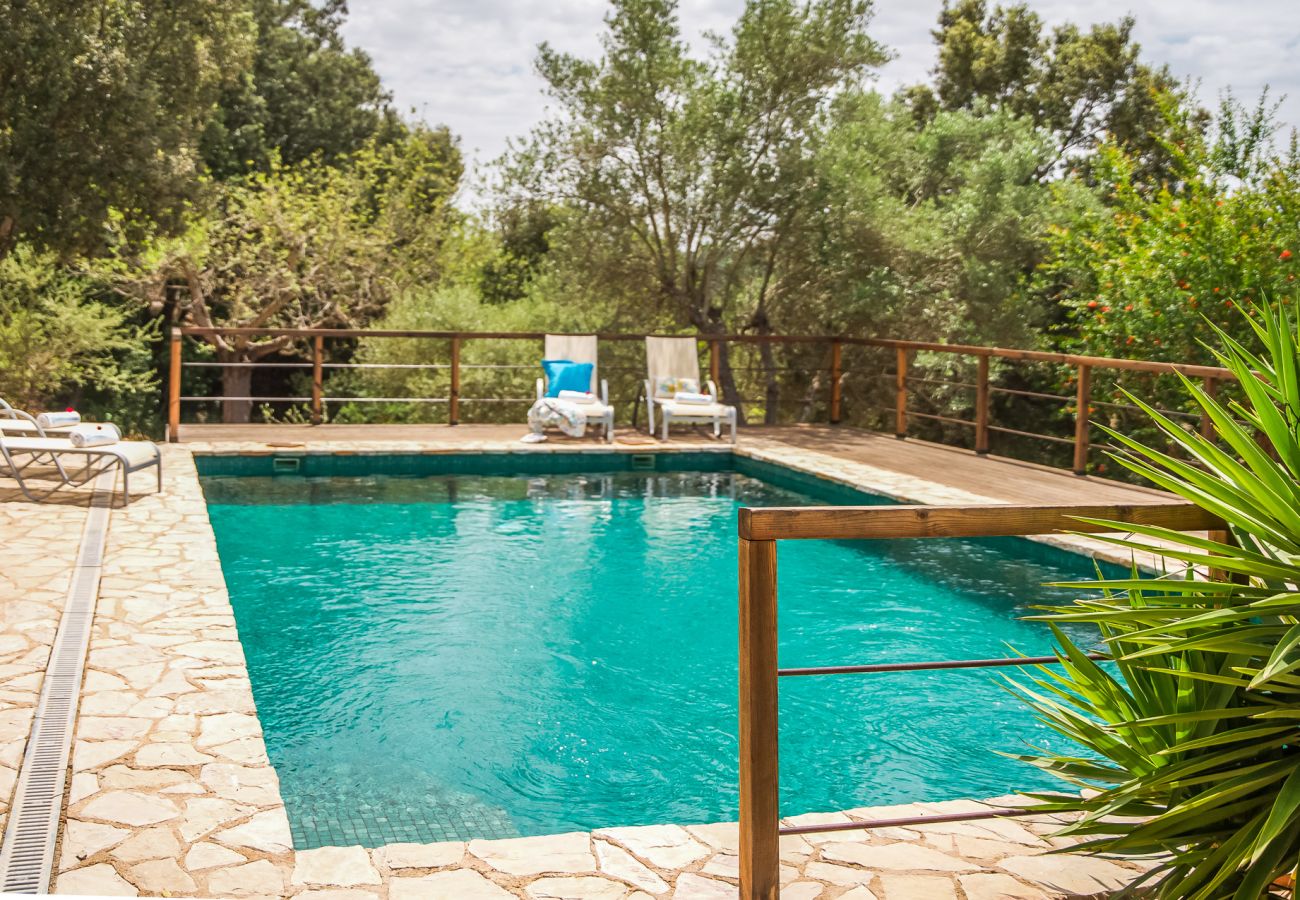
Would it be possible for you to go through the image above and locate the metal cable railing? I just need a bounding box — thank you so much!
[167,328,1235,475]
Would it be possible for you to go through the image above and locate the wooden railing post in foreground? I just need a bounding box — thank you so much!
[736,501,1226,900]
[829,341,843,425]
[710,340,722,389]
[894,348,908,438]
[167,329,182,442]
[1073,364,1092,475]
[449,336,461,426]
[738,537,779,900]
[311,335,324,425]
[975,355,990,454]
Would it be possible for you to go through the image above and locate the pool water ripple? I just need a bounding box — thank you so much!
[203,469,1101,848]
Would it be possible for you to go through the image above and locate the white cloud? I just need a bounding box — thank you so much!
[342,0,1300,185]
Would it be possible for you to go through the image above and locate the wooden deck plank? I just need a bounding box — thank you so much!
[744,425,1170,506]
[177,422,1170,507]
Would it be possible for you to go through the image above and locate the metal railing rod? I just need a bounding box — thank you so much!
[907,376,977,390]
[779,807,1048,837]
[905,411,975,427]
[986,424,1077,446]
[1091,398,1200,421]
[179,395,312,402]
[183,361,312,368]
[321,397,448,403]
[990,386,1072,403]
[777,653,1106,677]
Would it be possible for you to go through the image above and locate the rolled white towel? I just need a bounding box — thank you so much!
[558,389,598,404]
[672,391,714,405]
[68,422,121,447]
[36,410,81,429]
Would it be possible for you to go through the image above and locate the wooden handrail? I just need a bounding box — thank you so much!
[174,326,1235,379]
[738,502,1224,541]
[737,499,1225,900]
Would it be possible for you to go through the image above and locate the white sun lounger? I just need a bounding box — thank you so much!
[535,334,615,442]
[644,337,737,443]
[0,436,161,504]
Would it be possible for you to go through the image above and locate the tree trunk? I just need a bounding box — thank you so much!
[758,339,780,425]
[220,359,253,424]
[798,372,823,423]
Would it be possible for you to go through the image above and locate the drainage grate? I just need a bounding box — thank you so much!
[630,454,657,471]
[0,469,114,893]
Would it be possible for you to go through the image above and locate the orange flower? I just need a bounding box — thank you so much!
[1282,249,1293,260]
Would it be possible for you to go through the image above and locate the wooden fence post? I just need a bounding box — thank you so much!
[830,341,843,425]
[311,335,323,425]
[975,355,990,455]
[167,329,182,443]
[1200,377,1217,440]
[739,537,780,900]
[449,336,461,426]
[895,348,908,438]
[1073,364,1092,475]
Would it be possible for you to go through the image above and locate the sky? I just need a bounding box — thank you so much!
[341,0,1300,189]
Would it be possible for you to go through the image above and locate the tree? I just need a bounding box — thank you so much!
[1041,97,1300,368]
[0,245,156,430]
[502,0,887,417]
[802,93,1056,345]
[116,127,463,423]
[0,0,255,258]
[904,0,1202,181]
[200,0,404,179]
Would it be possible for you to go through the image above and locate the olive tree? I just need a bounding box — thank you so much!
[501,0,886,415]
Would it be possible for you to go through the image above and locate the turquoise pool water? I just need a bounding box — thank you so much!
[202,460,1102,849]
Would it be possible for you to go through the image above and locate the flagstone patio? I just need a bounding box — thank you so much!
[0,431,1171,898]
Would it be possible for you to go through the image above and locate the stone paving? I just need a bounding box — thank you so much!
[0,486,94,839]
[0,435,1176,897]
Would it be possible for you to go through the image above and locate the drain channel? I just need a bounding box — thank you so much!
[0,470,114,893]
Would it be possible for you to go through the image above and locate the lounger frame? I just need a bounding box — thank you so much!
[0,440,162,505]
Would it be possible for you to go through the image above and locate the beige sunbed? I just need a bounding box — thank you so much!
[0,436,161,504]
[535,334,615,442]
[644,337,737,443]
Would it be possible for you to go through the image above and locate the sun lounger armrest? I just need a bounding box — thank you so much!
[707,380,720,402]
[0,408,46,436]
[600,378,609,406]
[536,378,544,401]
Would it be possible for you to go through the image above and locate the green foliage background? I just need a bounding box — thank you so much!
[1,0,1297,447]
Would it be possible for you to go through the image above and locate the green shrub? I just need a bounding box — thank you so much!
[1011,303,1300,898]
[0,245,157,433]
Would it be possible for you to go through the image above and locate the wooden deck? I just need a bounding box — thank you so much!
[177,422,1171,507]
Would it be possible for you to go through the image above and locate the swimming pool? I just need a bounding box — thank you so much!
[200,453,1103,849]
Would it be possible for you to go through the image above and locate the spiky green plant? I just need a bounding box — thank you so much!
[1009,303,1300,899]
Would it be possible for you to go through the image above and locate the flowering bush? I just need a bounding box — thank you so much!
[1040,99,1300,366]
